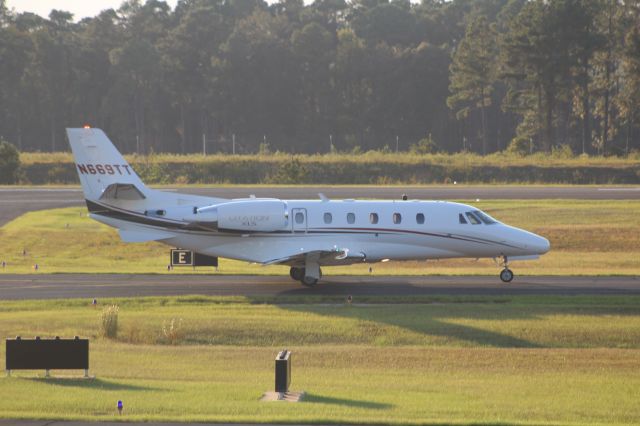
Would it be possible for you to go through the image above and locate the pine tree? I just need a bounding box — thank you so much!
[502,0,585,152]
[447,15,497,155]
[619,4,640,153]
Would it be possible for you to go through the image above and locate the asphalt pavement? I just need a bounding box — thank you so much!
[0,274,638,300]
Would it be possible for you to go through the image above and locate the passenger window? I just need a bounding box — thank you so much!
[459,213,467,224]
[347,213,355,224]
[465,212,481,225]
[369,213,379,224]
[393,213,402,224]
[324,212,332,224]
[416,213,425,224]
[295,212,304,224]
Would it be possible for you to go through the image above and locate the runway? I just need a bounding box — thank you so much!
[0,274,638,300]
[1,185,638,226]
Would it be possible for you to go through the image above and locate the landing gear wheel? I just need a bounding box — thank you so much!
[290,267,305,281]
[500,268,514,283]
[301,276,318,287]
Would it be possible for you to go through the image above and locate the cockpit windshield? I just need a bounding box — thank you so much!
[465,212,481,224]
[473,210,498,225]
[460,210,499,225]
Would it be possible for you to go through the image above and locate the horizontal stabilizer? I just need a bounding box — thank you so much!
[119,229,174,243]
[100,183,146,201]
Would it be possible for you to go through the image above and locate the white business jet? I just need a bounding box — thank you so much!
[67,128,550,286]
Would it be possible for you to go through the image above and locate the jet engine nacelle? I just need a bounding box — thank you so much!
[196,199,289,232]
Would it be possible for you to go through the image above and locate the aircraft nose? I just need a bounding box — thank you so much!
[528,233,550,254]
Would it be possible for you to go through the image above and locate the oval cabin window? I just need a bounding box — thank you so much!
[416,213,425,224]
[347,213,356,224]
[369,213,379,224]
[393,213,402,224]
[324,212,332,224]
[295,212,305,224]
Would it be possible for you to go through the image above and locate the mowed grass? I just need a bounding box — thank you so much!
[1,296,639,424]
[0,200,639,275]
[2,296,640,348]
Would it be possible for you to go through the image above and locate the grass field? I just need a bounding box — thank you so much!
[1,296,639,424]
[0,200,639,275]
[20,150,640,167]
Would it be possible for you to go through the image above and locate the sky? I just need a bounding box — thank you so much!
[7,0,179,20]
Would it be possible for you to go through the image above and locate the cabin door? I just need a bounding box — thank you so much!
[291,208,307,233]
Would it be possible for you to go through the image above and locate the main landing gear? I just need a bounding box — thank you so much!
[497,255,514,283]
[289,266,322,287]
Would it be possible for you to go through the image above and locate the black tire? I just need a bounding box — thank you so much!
[290,267,305,281]
[301,276,318,287]
[500,268,514,283]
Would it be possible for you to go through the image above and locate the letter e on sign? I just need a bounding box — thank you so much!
[171,249,193,266]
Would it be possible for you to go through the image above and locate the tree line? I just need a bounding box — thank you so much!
[0,0,639,155]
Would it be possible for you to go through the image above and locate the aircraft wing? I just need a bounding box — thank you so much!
[118,228,175,243]
[263,247,366,267]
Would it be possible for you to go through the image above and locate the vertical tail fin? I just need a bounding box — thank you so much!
[66,128,148,201]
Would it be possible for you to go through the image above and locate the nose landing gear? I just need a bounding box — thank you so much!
[500,267,514,283]
[496,256,514,283]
